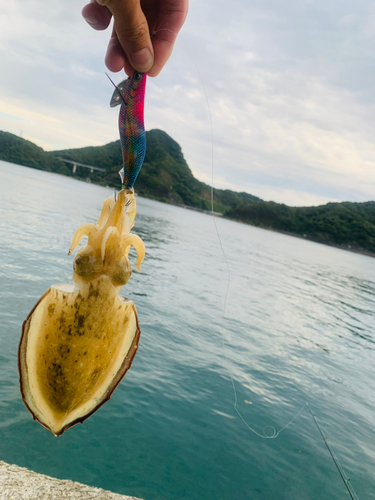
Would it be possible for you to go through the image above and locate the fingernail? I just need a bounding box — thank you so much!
[84,16,99,27]
[131,48,153,71]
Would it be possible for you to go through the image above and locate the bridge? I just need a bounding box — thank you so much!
[55,157,106,174]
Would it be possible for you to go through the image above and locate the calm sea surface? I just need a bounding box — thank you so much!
[0,160,374,500]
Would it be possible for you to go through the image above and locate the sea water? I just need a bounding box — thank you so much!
[0,160,374,500]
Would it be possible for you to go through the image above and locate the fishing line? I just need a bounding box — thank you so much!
[150,28,360,498]
[307,403,360,500]
[152,26,308,439]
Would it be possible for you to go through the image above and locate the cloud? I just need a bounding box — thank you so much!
[0,0,374,205]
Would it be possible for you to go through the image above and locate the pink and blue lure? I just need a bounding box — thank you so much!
[110,72,147,189]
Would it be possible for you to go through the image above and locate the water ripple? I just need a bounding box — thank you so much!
[0,162,374,500]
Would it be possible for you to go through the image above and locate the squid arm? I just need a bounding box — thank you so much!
[123,234,145,272]
[101,226,117,262]
[68,223,97,256]
[97,196,116,228]
[103,229,145,272]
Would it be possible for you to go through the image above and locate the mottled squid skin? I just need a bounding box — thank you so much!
[19,276,140,436]
[19,190,145,436]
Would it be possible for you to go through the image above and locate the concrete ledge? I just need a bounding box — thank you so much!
[0,461,144,500]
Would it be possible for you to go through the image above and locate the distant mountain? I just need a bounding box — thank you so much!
[1,129,374,255]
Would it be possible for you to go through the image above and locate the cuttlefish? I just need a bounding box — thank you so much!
[19,71,148,436]
[18,189,145,436]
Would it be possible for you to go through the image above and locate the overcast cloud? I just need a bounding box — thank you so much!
[1,0,375,205]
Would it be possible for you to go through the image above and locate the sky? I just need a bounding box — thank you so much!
[1,0,375,206]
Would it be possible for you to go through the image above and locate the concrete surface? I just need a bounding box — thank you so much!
[0,461,144,500]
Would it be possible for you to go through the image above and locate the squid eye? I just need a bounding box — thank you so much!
[133,72,143,81]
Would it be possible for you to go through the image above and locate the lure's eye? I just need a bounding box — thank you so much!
[133,72,143,81]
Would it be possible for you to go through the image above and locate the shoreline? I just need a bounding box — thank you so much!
[2,159,373,259]
[152,196,375,259]
[220,214,375,259]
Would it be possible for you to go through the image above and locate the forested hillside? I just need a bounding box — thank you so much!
[49,129,261,212]
[226,201,375,254]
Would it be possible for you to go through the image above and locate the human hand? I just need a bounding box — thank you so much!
[82,0,188,77]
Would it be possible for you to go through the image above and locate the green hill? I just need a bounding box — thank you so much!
[226,201,375,254]
[0,131,71,175]
[49,129,261,212]
[1,129,374,255]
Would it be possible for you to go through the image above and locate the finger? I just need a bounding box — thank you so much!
[139,0,159,34]
[148,0,188,77]
[82,1,112,30]
[102,0,154,73]
[105,27,134,76]
[149,29,176,77]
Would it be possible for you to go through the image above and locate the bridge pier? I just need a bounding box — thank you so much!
[73,163,77,174]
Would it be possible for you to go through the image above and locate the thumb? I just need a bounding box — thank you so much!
[98,0,154,73]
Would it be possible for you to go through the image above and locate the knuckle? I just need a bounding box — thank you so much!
[118,22,149,44]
